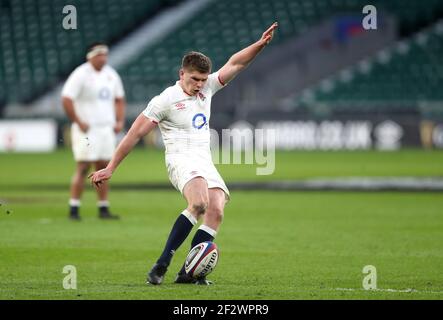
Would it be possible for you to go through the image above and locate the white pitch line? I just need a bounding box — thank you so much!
[334,288,443,294]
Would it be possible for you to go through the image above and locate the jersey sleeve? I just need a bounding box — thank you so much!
[114,72,125,98]
[61,68,83,99]
[207,71,226,96]
[142,93,169,123]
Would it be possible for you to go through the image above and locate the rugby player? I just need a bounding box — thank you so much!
[89,23,278,284]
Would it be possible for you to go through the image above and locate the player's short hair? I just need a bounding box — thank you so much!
[182,51,212,74]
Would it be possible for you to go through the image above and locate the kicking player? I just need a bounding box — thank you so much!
[89,22,278,284]
[62,42,126,220]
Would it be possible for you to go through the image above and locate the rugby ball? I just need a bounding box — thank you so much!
[185,241,219,278]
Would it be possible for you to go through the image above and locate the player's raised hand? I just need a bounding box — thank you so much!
[260,22,278,46]
[88,168,112,188]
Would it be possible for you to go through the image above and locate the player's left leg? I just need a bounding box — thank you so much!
[69,161,91,220]
[94,160,119,219]
[147,177,209,285]
[175,188,226,285]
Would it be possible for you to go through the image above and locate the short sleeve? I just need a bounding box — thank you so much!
[61,68,83,99]
[142,94,168,123]
[114,73,125,98]
[206,71,226,96]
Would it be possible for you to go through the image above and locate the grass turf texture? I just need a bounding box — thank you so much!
[0,148,442,299]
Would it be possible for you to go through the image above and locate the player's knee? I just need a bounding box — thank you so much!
[191,201,208,216]
[78,165,90,177]
[209,207,224,224]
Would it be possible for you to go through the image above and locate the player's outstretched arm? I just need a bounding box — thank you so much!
[88,114,156,187]
[218,22,278,84]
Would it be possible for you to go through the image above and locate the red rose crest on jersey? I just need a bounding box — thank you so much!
[175,102,186,110]
[198,92,206,101]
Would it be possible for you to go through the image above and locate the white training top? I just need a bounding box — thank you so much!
[61,62,125,127]
[142,71,226,155]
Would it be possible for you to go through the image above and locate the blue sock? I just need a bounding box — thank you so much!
[191,228,215,248]
[157,210,196,266]
[179,225,216,274]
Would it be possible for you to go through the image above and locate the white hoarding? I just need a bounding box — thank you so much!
[0,119,57,152]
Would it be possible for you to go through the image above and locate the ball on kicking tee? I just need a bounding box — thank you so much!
[184,241,219,279]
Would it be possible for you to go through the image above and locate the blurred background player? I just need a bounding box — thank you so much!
[62,42,126,220]
[89,22,278,284]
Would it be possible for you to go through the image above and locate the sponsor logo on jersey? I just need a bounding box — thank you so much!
[198,92,206,101]
[192,113,207,130]
[98,87,111,100]
[175,102,186,110]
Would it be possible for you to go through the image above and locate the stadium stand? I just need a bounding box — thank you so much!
[292,20,443,116]
[1,0,443,109]
[0,0,180,104]
[118,0,443,104]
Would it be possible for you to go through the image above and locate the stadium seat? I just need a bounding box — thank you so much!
[0,0,180,104]
[294,21,443,114]
[1,0,443,107]
[117,0,443,103]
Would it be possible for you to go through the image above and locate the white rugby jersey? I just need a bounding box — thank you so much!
[142,71,226,155]
[61,62,125,127]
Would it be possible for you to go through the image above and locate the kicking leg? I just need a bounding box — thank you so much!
[191,187,225,249]
[175,187,226,285]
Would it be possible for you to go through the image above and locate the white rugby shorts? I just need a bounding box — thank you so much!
[166,154,230,200]
[71,123,116,162]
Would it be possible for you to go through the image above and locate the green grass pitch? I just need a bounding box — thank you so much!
[0,149,442,299]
